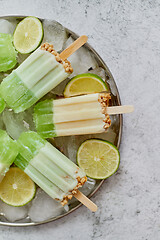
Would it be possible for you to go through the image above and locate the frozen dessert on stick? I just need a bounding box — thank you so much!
[0,35,88,113]
[0,33,17,72]
[0,130,18,182]
[14,131,97,211]
[34,92,134,138]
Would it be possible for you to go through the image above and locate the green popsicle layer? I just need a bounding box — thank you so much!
[0,129,18,182]
[14,131,86,203]
[0,33,17,72]
[0,71,38,112]
[0,48,70,113]
[34,99,56,138]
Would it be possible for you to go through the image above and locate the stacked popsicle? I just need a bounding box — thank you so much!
[14,131,87,206]
[0,130,18,182]
[0,43,73,113]
[34,92,112,138]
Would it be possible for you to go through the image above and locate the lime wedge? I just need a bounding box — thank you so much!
[64,73,109,97]
[77,139,120,179]
[13,17,43,54]
[0,167,36,206]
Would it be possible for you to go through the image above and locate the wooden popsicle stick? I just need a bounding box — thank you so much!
[106,105,134,115]
[74,190,98,212]
[59,35,88,60]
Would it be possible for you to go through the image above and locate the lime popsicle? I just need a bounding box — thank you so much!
[0,33,17,72]
[34,92,112,138]
[14,131,87,205]
[0,130,18,182]
[0,43,73,113]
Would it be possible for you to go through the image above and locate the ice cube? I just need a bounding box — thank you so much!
[17,53,30,65]
[50,78,70,96]
[54,136,69,156]
[81,178,96,196]
[90,128,117,145]
[88,67,106,81]
[69,178,96,206]
[43,20,68,52]
[1,201,28,222]
[67,136,78,163]
[2,107,35,140]
[63,37,98,77]
[0,19,17,34]
[28,189,68,222]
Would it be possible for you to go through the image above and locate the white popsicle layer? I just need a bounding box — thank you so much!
[0,43,73,113]
[14,131,87,205]
[16,48,69,99]
[34,92,111,138]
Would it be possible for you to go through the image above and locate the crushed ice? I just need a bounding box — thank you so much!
[43,20,68,52]
[63,36,98,77]
[0,200,28,222]
[28,189,68,222]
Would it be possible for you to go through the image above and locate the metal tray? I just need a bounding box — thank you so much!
[0,15,122,227]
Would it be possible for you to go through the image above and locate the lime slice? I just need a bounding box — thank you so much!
[13,17,43,54]
[77,139,120,179]
[64,73,109,97]
[0,167,36,206]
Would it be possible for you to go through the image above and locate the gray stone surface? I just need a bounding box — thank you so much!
[0,0,160,239]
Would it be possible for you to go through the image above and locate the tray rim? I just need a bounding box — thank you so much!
[0,15,122,227]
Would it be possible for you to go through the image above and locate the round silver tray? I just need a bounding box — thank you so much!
[0,15,122,227]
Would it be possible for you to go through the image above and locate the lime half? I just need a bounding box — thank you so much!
[13,16,43,54]
[64,73,109,97]
[77,139,120,179]
[0,167,36,206]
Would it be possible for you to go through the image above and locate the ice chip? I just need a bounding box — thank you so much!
[90,67,118,97]
[107,78,118,96]
[2,107,35,140]
[50,78,69,96]
[63,37,98,77]
[66,136,78,163]
[88,67,106,81]
[89,129,117,145]
[1,202,28,222]
[81,178,96,196]
[17,53,30,65]
[0,19,17,34]
[43,20,68,52]
[28,189,68,222]
[54,136,69,157]
[68,178,96,206]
